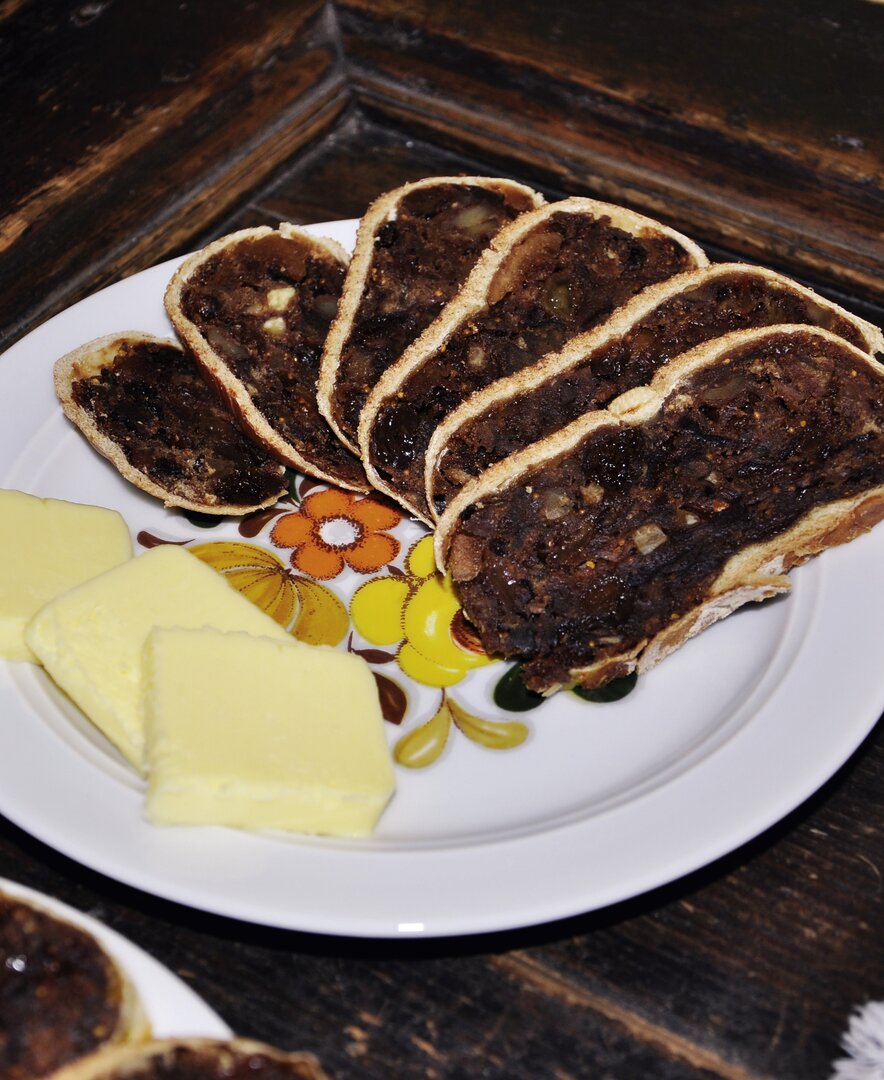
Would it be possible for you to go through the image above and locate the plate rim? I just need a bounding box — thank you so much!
[0,219,881,938]
[0,876,231,1034]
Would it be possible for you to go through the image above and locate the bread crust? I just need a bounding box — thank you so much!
[165,224,370,493]
[359,196,709,523]
[318,175,545,454]
[424,262,884,521]
[436,325,884,692]
[54,332,287,515]
[47,1039,329,1080]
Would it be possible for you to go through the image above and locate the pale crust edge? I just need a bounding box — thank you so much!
[53,332,287,516]
[435,323,884,568]
[164,224,371,494]
[563,485,884,693]
[47,1039,329,1080]
[317,175,545,454]
[359,195,709,522]
[434,324,884,692]
[424,261,884,521]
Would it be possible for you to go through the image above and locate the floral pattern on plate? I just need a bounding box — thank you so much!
[140,472,635,769]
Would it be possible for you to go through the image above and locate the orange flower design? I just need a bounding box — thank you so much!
[270,488,402,580]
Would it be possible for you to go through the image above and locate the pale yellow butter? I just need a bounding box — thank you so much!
[25,545,291,770]
[144,627,395,837]
[0,490,132,663]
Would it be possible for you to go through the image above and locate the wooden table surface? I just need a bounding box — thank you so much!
[2,2,882,1077]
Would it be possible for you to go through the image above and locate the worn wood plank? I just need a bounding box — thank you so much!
[215,109,884,331]
[0,0,346,351]
[338,0,884,303]
[220,108,552,232]
[340,0,883,166]
[4,0,882,357]
[493,724,884,1079]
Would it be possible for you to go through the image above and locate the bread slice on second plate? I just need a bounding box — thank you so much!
[0,889,149,1078]
[48,1038,330,1080]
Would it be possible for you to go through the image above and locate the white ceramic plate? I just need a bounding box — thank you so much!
[0,220,881,938]
[1,877,230,1035]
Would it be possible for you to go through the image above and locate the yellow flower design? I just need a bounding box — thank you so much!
[350,536,493,687]
[186,535,527,767]
[190,541,348,647]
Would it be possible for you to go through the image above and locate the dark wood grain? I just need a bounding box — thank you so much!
[0,0,345,351]
[215,108,884,326]
[0,3,882,1078]
[215,108,550,232]
[338,0,884,303]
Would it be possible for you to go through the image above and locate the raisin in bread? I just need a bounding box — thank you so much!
[437,325,884,693]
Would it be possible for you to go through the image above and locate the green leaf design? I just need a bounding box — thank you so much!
[394,699,451,769]
[181,510,223,528]
[448,697,529,751]
[493,663,546,712]
[572,671,638,703]
[285,469,302,503]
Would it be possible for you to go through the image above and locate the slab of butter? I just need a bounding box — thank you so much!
[0,490,132,663]
[25,545,291,770]
[144,627,395,836]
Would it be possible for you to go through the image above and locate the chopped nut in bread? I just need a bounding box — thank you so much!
[166,224,368,492]
[318,176,543,454]
[360,197,708,522]
[437,326,884,693]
